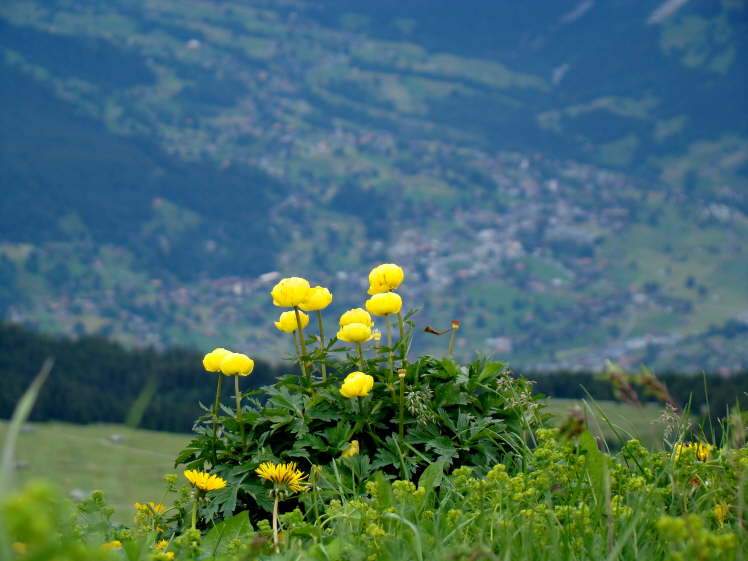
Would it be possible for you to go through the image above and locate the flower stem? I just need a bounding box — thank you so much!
[234,375,246,450]
[316,310,327,381]
[396,311,407,367]
[356,342,365,371]
[272,493,280,553]
[398,370,406,443]
[191,493,199,530]
[212,374,223,464]
[386,316,394,386]
[294,306,310,387]
[447,325,457,358]
[292,331,303,387]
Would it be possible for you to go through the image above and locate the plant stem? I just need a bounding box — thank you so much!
[292,331,303,386]
[447,325,457,357]
[386,316,394,385]
[293,306,310,386]
[398,370,406,443]
[191,493,199,530]
[212,373,223,464]
[397,312,408,368]
[356,342,365,371]
[234,375,245,450]
[316,310,327,381]
[272,493,280,553]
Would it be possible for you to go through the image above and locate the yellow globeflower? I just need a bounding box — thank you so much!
[219,353,255,376]
[337,322,372,343]
[365,292,402,316]
[274,310,310,333]
[341,440,360,458]
[299,286,333,312]
[255,461,309,493]
[271,277,311,307]
[339,307,373,327]
[340,371,374,398]
[183,469,227,492]
[202,347,232,372]
[367,263,404,295]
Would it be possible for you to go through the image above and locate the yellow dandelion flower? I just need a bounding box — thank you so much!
[183,469,227,492]
[255,461,309,493]
[154,540,169,551]
[157,553,175,561]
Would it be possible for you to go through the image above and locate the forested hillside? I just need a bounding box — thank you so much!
[1,0,747,371]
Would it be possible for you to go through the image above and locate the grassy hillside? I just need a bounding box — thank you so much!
[0,399,665,522]
[0,421,189,522]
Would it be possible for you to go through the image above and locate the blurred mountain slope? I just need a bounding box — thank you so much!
[0,0,746,371]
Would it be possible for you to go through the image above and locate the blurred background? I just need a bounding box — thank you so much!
[1,1,747,430]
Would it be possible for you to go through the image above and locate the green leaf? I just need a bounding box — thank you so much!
[477,361,505,385]
[202,511,252,557]
[418,459,446,494]
[578,430,607,507]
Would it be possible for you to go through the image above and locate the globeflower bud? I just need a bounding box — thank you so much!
[340,372,374,398]
[220,353,255,376]
[202,347,232,372]
[299,286,333,311]
[271,277,311,307]
[337,322,372,343]
[365,292,402,316]
[367,263,404,295]
[275,310,310,333]
[339,308,373,327]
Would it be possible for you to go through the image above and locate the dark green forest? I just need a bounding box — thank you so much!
[1,322,745,432]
